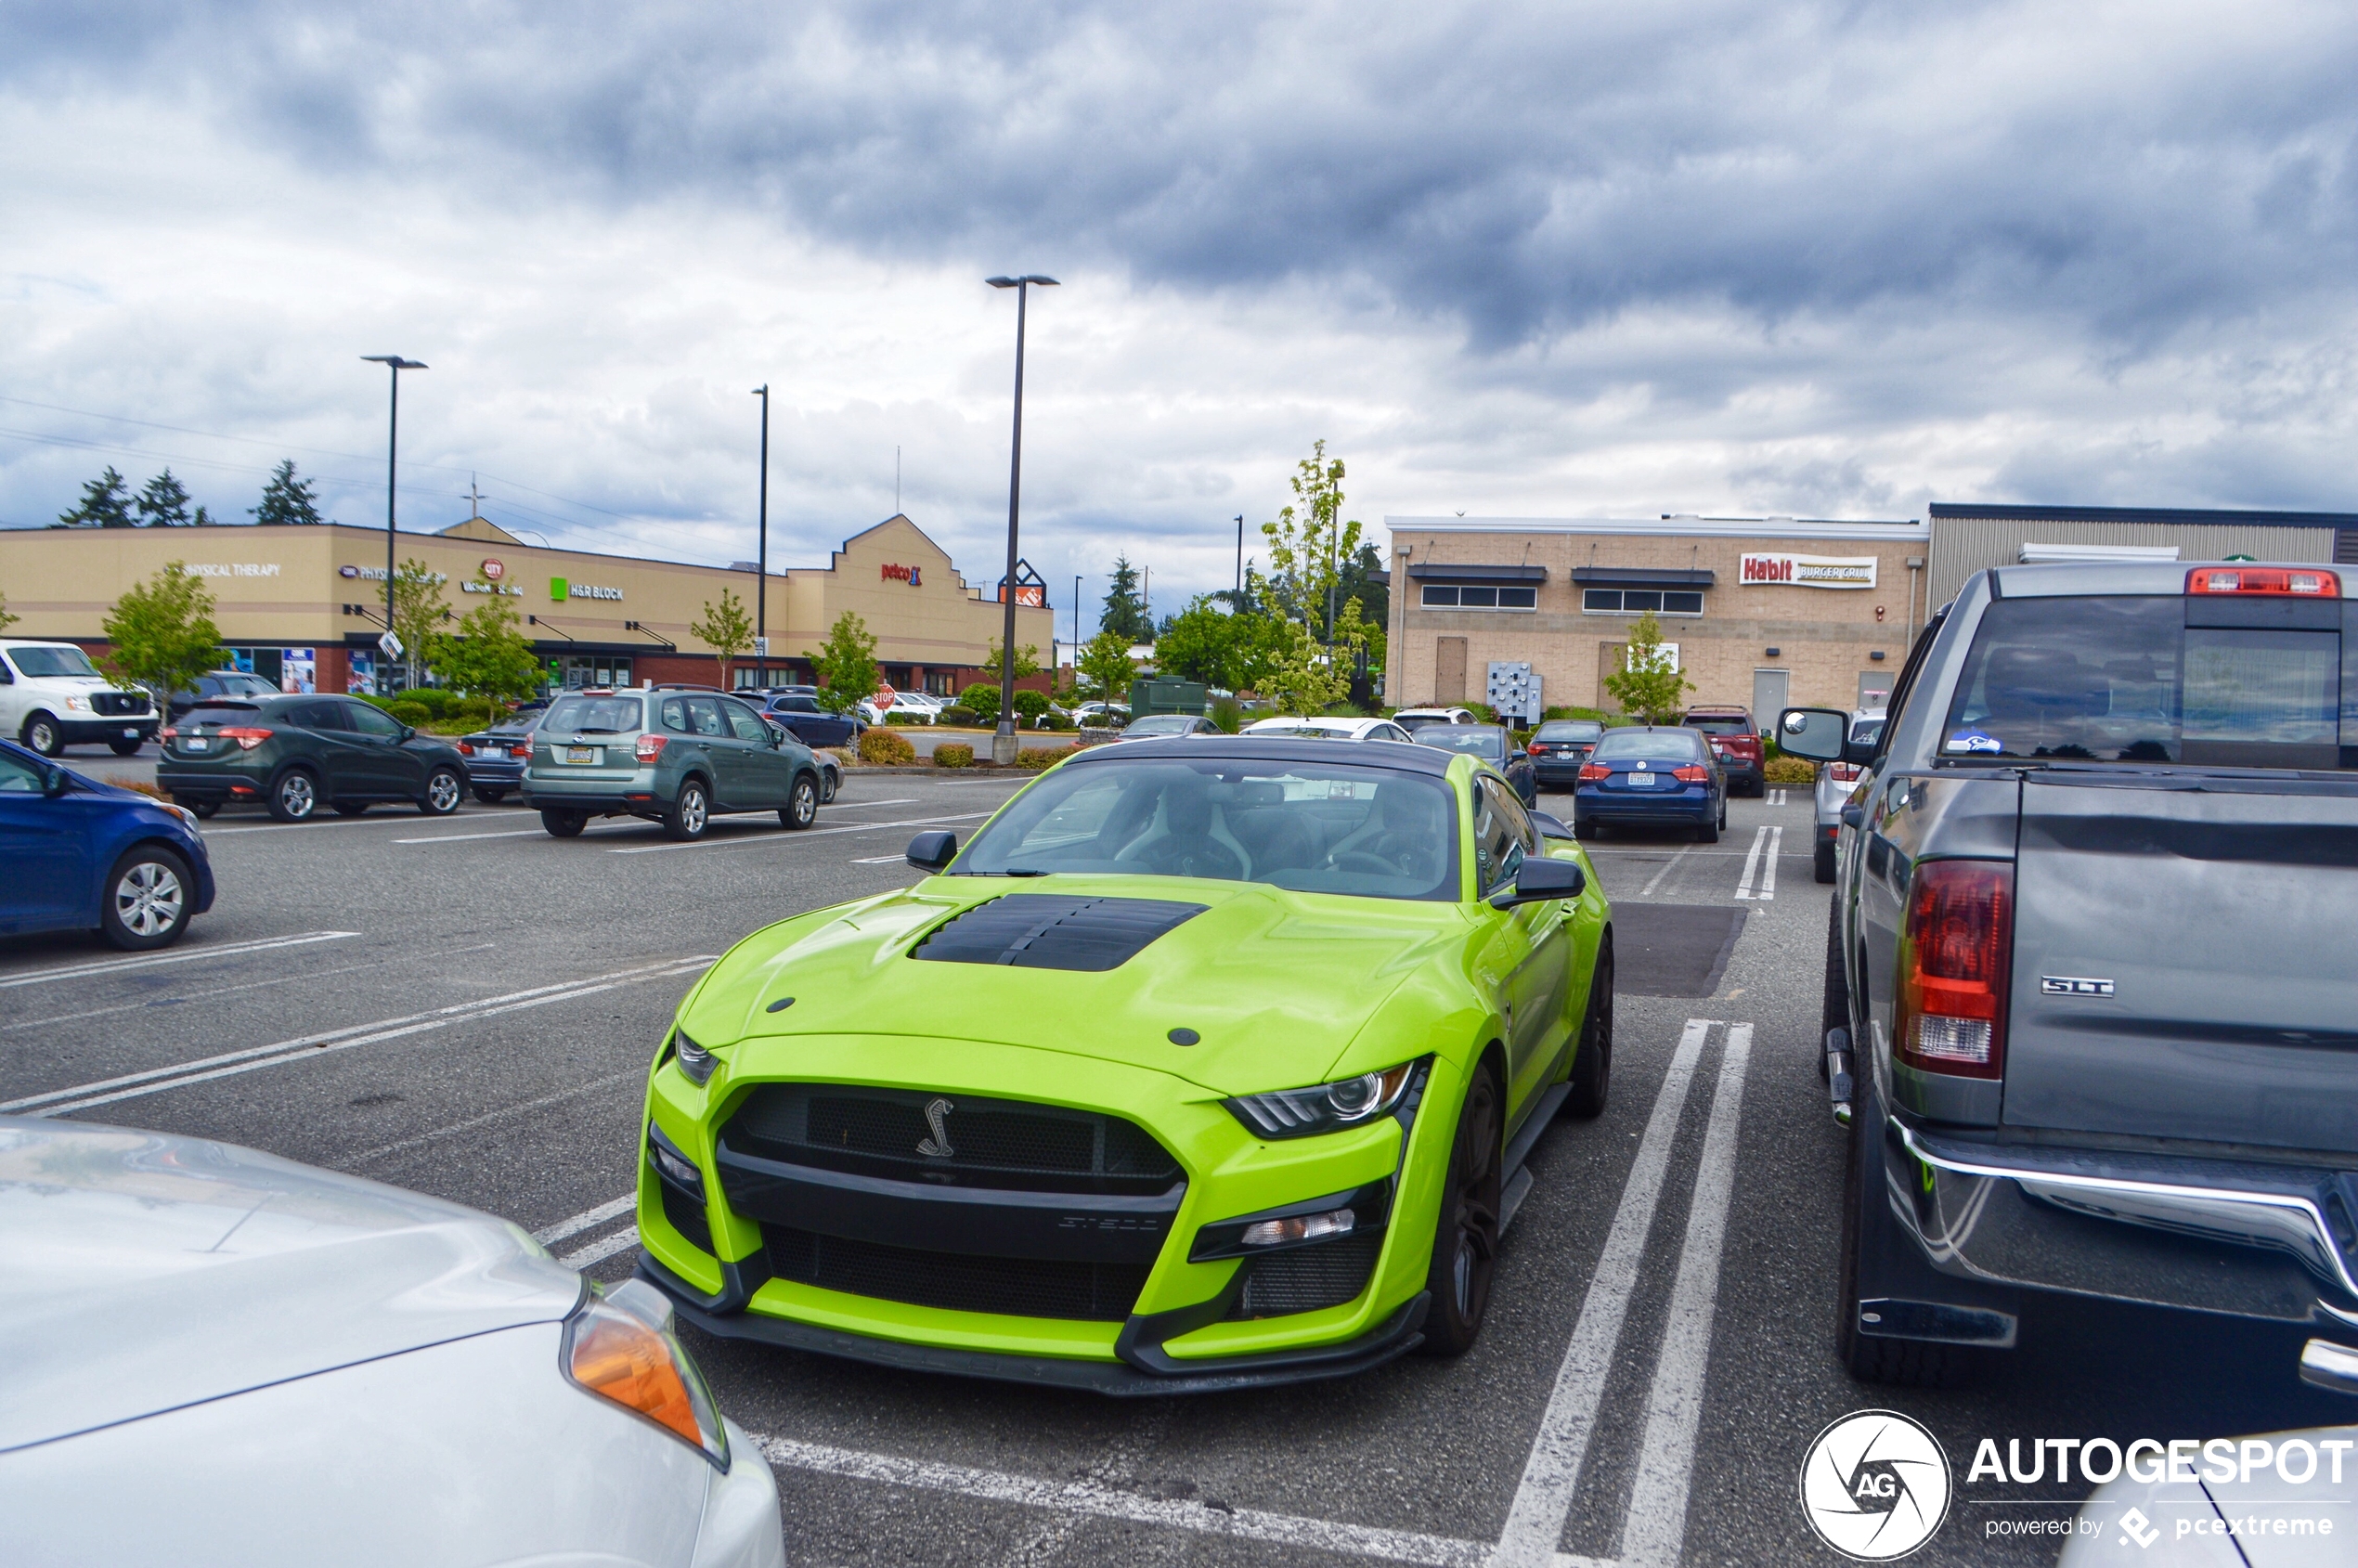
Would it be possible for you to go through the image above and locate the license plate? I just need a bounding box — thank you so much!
[123,728,139,739]
[564,746,601,765]
[185,738,209,752]
[1626,771,1656,787]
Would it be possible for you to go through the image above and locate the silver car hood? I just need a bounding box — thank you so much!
[0,1118,583,1453]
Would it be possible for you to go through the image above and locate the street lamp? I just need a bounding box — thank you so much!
[985,274,1056,763]
[753,384,770,687]
[360,355,426,688]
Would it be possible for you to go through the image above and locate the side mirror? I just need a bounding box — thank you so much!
[1776,707,1849,762]
[43,766,69,798]
[906,830,958,874]
[1489,854,1586,909]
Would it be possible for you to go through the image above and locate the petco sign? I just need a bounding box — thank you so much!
[1740,553,1877,590]
[881,563,923,587]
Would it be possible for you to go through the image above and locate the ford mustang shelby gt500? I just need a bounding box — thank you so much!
[632,735,1613,1393]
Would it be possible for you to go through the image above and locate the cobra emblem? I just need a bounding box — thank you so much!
[917,1096,955,1158]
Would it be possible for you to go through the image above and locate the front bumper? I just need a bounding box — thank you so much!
[57,717,157,744]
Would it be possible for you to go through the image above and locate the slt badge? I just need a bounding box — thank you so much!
[2041,976,2116,997]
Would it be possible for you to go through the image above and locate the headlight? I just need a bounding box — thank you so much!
[65,696,92,713]
[562,1279,729,1469]
[1224,1059,1420,1139]
[163,803,200,832]
[672,1027,719,1085]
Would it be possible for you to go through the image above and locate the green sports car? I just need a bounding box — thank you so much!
[633,735,1613,1393]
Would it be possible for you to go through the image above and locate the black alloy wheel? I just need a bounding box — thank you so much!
[420,768,463,816]
[473,786,508,805]
[333,800,370,817]
[21,713,62,758]
[780,774,819,830]
[267,769,319,823]
[540,808,586,838]
[663,779,710,840]
[1566,938,1613,1120]
[1418,1060,1503,1356]
[109,737,143,757]
[99,846,193,950]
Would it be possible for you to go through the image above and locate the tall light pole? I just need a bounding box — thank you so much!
[1234,514,1244,602]
[753,384,770,688]
[361,356,425,688]
[985,274,1056,763]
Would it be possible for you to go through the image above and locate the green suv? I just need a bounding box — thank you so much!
[157,694,469,822]
[522,688,824,841]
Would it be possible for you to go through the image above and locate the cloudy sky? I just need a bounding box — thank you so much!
[5,1,2355,631]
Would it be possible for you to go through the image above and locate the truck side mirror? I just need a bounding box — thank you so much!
[1777,707,1850,762]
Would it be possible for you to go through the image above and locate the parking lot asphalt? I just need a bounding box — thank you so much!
[11,772,2354,1565]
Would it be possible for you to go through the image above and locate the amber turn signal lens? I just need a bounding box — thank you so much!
[564,1299,702,1448]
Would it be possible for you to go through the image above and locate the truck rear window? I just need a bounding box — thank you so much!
[1941,596,2352,769]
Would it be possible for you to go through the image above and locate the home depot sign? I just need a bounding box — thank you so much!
[1739,552,1877,589]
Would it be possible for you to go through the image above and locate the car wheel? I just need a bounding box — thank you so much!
[1566,936,1613,1120]
[99,847,192,950]
[1417,1059,1503,1357]
[780,774,819,830]
[473,786,508,805]
[541,808,586,838]
[818,767,837,804]
[1814,841,1837,884]
[419,768,463,816]
[109,737,144,757]
[664,779,710,840]
[179,797,219,819]
[267,769,319,823]
[332,799,370,817]
[21,712,62,758]
[1696,812,1719,845]
[1836,1078,1977,1388]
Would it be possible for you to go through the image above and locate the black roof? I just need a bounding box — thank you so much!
[1066,734,1456,776]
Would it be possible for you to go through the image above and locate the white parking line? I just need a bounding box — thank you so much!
[560,1225,642,1268]
[395,797,930,845]
[850,853,909,864]
[201,813,500,836]
[1767,789,1788,806]
[1755,825,1782,900]
[535,1194,636,1248]
[1731,825,1769,900]
[1617,1023,1753,1568]
[608,810,995,854]
[0,930,360,991]
[1638,845,1691,898]
[1489,1019,1714,1568]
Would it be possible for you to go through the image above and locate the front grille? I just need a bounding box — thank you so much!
[764,1225,1149,1320]
[1228,1236,1383,1318]
[659,1181,713,1255]
[727,1084,1181,1196]
[94,692,149,716]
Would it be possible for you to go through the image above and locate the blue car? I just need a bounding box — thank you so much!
[1571,724,1727,842]
[0,737,215,949]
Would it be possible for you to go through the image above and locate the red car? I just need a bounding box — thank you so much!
[1682,706,1765,796]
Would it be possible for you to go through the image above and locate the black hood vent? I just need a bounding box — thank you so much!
[911,894,1208,972]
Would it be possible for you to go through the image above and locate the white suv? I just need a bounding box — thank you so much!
[0,639,160,757]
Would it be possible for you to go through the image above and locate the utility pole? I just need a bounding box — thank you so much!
[1074,575,1082,654]
[1235,514,1244,602]
[752,385,769,687]
[361,355,425,691]
[985,274,1057,764]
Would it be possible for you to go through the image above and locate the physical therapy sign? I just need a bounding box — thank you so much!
[1740,552,1878,590]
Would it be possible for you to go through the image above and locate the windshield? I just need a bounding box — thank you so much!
[1124,715,1199,736]
[1850,718,1885,747]
[1413,727,1505,761]
[955,757,1460,901]
[1941,596,2352,769]
[1535,721,1602,742]
[543,694,645,734]
[8,645,102,679]
[1592,728,1705,764]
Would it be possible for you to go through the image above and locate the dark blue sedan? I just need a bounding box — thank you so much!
[0,737,215,948]
[1572,725,1727,843]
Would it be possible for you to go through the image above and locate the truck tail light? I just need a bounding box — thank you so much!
[1578,763,1610,783]
[635,733,667,763]
[2187,566,2340,596]
[1671,765,1709,783]
[218,727,273,751]
[1894,861,2013,1081]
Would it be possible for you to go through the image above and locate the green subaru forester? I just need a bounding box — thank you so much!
[522,688,825,840]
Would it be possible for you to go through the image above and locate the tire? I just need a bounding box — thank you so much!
[179,797,219,820]
[332,800,370,817]
[419,767,463,816]
[1820,895,1847,1082]
[99,846,193,950]
[473,786,508,805]
[1814,841,1837,884]
[1566,936,1613,1120]
[1417,1059,1503,1357]
[663,779,710,840]
[110,737,144,757]
[21,712,62,758]
[818,768,837,804]
[780,774,819,830]
[266,769,320,823]
[1696,812,1719,845]
[541,809,586,838]
[1835,1079,1977,1388]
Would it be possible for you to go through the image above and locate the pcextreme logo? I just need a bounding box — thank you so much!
[1800,1409,1952,1560]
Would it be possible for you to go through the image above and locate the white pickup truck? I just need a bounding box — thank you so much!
[0,639,159,758]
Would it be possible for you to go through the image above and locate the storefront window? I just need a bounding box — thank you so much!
[1582,589,1704,616]
[1420,584,1537,610]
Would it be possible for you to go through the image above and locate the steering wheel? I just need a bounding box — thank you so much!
[1326,849,1400,876]
[1137,836,1244,880]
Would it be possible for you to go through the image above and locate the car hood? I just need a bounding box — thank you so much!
[0,1118,581,1454]
[680,875,1473,1096]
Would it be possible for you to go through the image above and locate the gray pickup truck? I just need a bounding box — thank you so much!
[1781,559,2358,1392]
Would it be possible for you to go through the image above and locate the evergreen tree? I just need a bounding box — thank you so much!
[1097,556,1153,643]
[252,460,326,525]
[136,469,193,527]
[59,467,136,528]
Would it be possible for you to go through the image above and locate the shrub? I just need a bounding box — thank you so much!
[940,705,978,727]
[1209,696,1243,733]
[385,700,432,726]
[1016,745,1074,771]
[1032,711,1073,731]
[858,727,917,765]
[1013,690,1049,724]
[885,709,923,725]
[934,743,975,769]
[959,683,1002,722]
[1764,755,1817,784]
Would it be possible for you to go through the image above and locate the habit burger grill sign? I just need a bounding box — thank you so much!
[881,563,923,587]
[1739,552,1877,590]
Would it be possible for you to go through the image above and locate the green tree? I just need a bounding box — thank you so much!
[1153,597,1259,691]
[59,467,136,528]
[1097,556,1153,644]
[101,562,222,700]
[252,460,326,525]
[1337,540,1389,632]
[1260,440,1362,644]
[435,578,541,728]
[959,682,1002,723]
[136,469,192,527]
[690,586,756,690]
[1077,628,1137,703]
[390,558,452,689]
[0,589,18,631]
[1602,610,1694,722]
[980,638,1041,681]
[803,611,879,715]
[1254,616,1347,717]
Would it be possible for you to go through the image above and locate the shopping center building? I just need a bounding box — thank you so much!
[0,512,1055,698]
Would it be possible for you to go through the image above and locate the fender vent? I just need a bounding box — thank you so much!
[910,894,1208,972]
